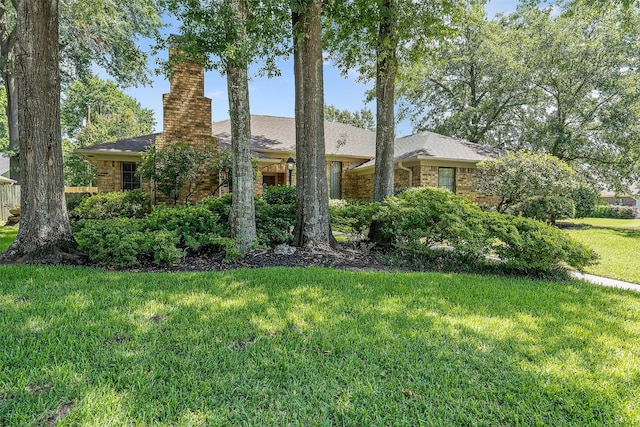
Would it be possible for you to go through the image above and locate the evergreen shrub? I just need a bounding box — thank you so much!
[72,190,149,219]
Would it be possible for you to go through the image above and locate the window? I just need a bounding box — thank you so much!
[330,161,342,199]
[438,167,455,193]
[121,162,140,191]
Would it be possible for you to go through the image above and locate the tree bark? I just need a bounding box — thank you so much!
[292,0,335,248]
[227,0,257,252]
[373,0,397,202]
[1,0,76,263]
[0,1,19,182]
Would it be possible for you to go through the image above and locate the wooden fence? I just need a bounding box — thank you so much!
[0,185,20,221]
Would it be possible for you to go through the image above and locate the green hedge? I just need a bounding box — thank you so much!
[591,204,637,219]
[71,190,150,220]
[375,187,598,275]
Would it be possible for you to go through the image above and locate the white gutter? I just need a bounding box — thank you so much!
[397,162,413,187]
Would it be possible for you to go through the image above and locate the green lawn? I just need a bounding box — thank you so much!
[0,225,17,252]
[1,265,639,425]
[568,217,640,230]
[564,219,640,284]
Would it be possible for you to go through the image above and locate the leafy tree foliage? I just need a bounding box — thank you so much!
[162,0,289,250]
[61,76,155,186]
[398,1,526,147]
[324,104,375,130]
[400,2,640,189]
[325,0,455,201]
[137,142,218,205]
[0,0,162,181]
[475,150,582,213]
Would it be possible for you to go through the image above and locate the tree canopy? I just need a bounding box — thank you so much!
[398,1,640,190]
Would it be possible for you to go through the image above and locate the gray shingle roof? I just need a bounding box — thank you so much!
[76,133,159,155]
[212,115,376,158]
[354,131,501,169]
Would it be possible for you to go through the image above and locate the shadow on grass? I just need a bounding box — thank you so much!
[1,266,639,425]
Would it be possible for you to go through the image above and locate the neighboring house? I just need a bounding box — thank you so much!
[600,186,640,217]
[77,50,499,204]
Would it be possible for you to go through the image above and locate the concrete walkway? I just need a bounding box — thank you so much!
[570,272,640,292]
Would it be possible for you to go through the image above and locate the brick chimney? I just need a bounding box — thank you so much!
[159,47,216,152]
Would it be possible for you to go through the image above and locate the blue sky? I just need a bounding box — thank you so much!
[121,0,518,137]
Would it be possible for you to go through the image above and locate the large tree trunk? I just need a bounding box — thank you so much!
[227,0,257,252]
[292,0,335,248]
[372,0,398,202]
[1,0,76,263]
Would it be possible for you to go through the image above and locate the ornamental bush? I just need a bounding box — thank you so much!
[591,205,638,219]
[375,187,597,274]
[263,185,297,205]
[484,212,598,272]
[375,188,490,261]
[255,198,296,246]
[72,190,149,220]
[329,199,379,235]
[509,195,576,225]
[143,205,224,251]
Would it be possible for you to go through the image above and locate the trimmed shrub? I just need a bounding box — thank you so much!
[591,204,638,219]
[569,185,599,218]
[143,205,224,251]
[255,198,296,245]
[72,190,149,219]
[484,213,598,272]
[263,185,297,205]
[375,188,489,260]
[375,187,597,275]
[74,218,146,267]
[510,195,575,224]
[329,199,379,235]
[201,194,233,224]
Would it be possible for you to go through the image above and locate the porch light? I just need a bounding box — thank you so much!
[286,156,295,186]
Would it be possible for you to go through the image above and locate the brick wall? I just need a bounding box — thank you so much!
[343,164,493,204]
[157,47,219,204]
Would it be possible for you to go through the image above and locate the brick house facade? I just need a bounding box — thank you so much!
[78,50,500,205]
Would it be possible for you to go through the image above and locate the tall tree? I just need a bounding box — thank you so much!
[0,0,162,182]
[61,76,156,186]
[164,0,289,251]
[292,0,334,247]
[2,0,75,262]
[397,1,528,147]
[400,2,640,190]
[513,6,640,189]
[325,0,454,201]
[324,103,375,130]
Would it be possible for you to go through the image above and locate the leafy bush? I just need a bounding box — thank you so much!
[569,185,599,218]
[263,185,297,205]
[255,198,296,245]
[591,204,638,219]
[484,213,598,272]
[375,188,489,260]
[329,199,379,234]
[74,218,146,267]
[509,195,575,224]
[375,187,597,275]
[143,205,224,250]
[201,194,233,224]
[72,190,149,219]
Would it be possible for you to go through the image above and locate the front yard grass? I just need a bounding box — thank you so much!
[569,217,640,230]
[564,220,640,284]
[0,225,17,252]
[1,265,639,425]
